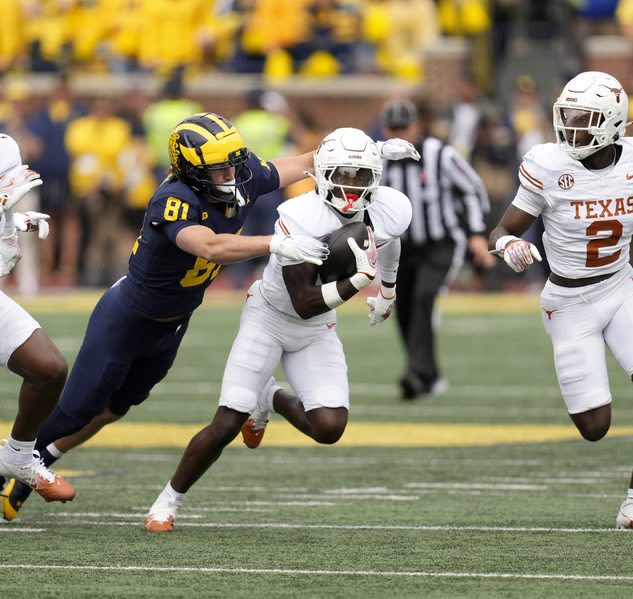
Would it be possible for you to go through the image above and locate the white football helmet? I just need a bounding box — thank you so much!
[313,127,382,214]
[553,71,629,160]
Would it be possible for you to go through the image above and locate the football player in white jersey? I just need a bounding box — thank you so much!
[145,127,413,532]
[488,71,633,529]
[0,134,75,505]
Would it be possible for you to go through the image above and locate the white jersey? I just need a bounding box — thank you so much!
[512,138,633,279]
[259,187,412,318]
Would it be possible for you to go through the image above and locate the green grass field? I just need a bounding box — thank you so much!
[1,292,633,598]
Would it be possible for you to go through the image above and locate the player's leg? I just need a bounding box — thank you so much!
[145,297,282,532]
[0,291,74,507]
[2,287,149,519]
[602,273,633,528]
[280,325,349,444]
[541,283,612,440]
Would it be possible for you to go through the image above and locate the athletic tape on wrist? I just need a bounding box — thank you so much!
[495,235,520,253]
[321,281,345,309]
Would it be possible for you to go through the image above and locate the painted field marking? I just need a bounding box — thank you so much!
[28,519,625,534]
[3,419,631,449]
[1,563,632,582]
[0,527,45,532]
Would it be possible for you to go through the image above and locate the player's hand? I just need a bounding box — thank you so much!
[492,238,542,273]
[0,166,43,216]
[14,211,50,240]
[367,285,396,326]
[270,233,329,266]
[377,139,420,161]
[348,227,377,290]
[0,232,22,276]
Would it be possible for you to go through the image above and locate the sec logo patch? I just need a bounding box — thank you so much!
[558,174,574,190]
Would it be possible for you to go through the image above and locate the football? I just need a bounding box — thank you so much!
[318,221,369,283]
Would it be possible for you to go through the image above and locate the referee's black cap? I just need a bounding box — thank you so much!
[380,100,418,129]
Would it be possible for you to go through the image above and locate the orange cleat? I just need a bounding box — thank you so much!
[144,514,174,533]
[241,414,269,449]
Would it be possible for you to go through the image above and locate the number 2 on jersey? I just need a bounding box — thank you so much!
[585,219,622,268]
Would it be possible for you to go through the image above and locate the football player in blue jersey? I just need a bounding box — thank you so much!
[0,112,330,519]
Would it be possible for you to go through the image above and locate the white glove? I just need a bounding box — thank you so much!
[367,285,396,326]
[348,227,377,290]
[0,166,43,215]
[491,235,542,273]
[0,232,22,276]
[377,138,420,161]
[270,233,329,266]
[14,211,50,240]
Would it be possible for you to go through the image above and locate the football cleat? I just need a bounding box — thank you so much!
[1,478,31,521]
[616,499,633,529]
[144,495,181,533]
[241,413,269,449]
[240,376,280,449]
[0,440,75,504]
[144,513,174,533]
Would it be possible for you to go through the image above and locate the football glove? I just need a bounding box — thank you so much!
[0,166,43,216]
[377,139,420,161]
[348,227,377,290]
[490,236,542,273]
[0,232,21,276]
[367,285,396,326]
[270,233,329,266]
[14,211,50,240]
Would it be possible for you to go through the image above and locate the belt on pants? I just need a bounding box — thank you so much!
[548,270,618,288]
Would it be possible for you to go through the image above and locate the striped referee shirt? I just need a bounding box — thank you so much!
[381,137,489,245]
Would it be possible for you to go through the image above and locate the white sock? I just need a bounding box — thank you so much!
[627,488,633,501]
[4,435,36,465]
[152,482,185,509]
[46,443,64,459]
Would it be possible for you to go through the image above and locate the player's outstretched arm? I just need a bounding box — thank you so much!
[489,205,541,273]
[271,152,315,188]
[175,226,327,265]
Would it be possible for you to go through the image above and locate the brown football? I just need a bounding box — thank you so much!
[318,221,369,283]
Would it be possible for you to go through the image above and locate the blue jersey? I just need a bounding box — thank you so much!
[119,154,280,319]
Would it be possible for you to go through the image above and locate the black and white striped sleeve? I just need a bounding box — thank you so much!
[442,146,489,235]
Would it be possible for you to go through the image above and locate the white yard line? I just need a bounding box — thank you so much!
[1,563,632,581]
[0,527,45,532]
[28,520,625,534]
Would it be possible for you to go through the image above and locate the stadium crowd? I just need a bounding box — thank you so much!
[2,0,633,292]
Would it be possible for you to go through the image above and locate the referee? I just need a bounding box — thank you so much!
[380,99,495,400]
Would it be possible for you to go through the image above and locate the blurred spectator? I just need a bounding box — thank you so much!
[22,0,76,73]
[362,0,439,80]
[0,0,27,73]
[300,0,361,75]
[117,90,156,232]
[444,76,484,161]
[437,0,492,93]
[229,0,311,74]
[227,88,294,288]
[24,77,85,287]
[509,74,548,158]
[65,97,134,286]
[136,0,214,73]
[143,68,203,183]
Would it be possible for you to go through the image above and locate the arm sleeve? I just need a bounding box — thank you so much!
[147,194,202,243]
[443,147,489,235]
[248,154,281,198]
[377,237,400,285]
[511,184,546,217]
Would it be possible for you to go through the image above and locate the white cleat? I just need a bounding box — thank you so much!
[616,499,633,529]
